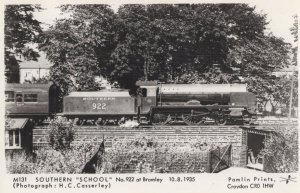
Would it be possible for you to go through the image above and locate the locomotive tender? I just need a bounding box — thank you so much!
[5,81,257,125]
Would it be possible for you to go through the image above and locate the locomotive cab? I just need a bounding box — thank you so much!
[136,81,158,114]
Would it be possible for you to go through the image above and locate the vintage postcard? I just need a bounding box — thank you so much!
[1,0,299,193]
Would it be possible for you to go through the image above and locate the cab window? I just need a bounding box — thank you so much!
[24,94,38,102]
[5,91,14,102]
[141,88,147,97]
[16,94,23,102]
[137,88,147,97]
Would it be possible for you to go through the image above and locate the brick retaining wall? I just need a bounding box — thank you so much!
[27,120,298,173]
[33,125,248,167]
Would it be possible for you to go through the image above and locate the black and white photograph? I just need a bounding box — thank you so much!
[1,0,299,192]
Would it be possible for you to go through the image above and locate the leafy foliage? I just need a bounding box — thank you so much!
[101,134,224,173]
[48,117,75,151]
[40,4,292,108]
[261,126,298,172]
[290,15,298,66]
[258,15,298,112]
[5,5,43,83]
[39,5,116,92]
[271,74,298,112]
[6,151,34,174]
[7,142,97,174]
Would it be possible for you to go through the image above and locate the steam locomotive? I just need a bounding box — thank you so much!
[5,81,257,125]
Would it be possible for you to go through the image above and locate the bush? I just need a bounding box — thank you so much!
[6,151,36,174]
[7,133,232,174]
[34,142,97,173]
[7,141,98,174]
[101,134,215,173]
[48,116,75,151]
[261,126,298,172]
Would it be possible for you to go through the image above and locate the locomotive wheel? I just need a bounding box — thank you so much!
[85,120,95,125]
[182,114,204,125]
[118,117,127,125]
[152,113,172,125]
[74,118,85,126]
[102,120,108,125]
[215,112,227,125]
[95,118,105,126]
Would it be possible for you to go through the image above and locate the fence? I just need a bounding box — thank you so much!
[208,144,232,173]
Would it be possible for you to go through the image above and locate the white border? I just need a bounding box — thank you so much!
[0,1,299,193]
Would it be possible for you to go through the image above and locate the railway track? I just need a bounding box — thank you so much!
[35,116,298,127]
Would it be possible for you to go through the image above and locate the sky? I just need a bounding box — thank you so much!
[29,0,299,45]
[248,0,298,45]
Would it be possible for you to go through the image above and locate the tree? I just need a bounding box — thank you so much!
[109,4,290,92]
[107,4,234,86]
[48,116,75,151]
[233,34,291,109]
[41,3,292,105]
[273,74,298,110]
[39,5,117,94]
[290,15,298,66]
[261,126,298,172]
[174,5,291,108]
[263,15,299,114]
[5,5,43,83]
[107,4,163,88]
